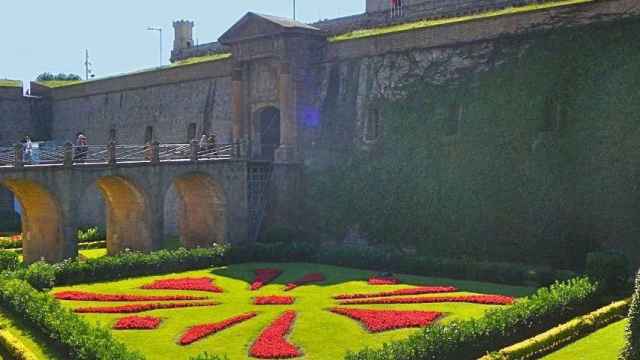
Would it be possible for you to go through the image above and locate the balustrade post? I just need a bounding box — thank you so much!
[14,143,24,168]
[63,142,73,167]
[151,141,160,164]
[108,141,117,166]
[190,140,199,162]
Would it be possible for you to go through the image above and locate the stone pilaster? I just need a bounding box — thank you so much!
[275,62,298,163]
[231,68,244,143]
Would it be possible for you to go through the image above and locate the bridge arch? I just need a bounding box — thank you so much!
[96,176,153,255]
[170,173,227,248]
[1,179,64,263]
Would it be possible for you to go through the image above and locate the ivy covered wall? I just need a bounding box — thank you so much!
[307,18,640,269]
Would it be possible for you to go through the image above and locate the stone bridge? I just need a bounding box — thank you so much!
[0,142,276,264]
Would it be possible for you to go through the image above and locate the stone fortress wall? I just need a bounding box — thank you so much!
[1,0,639,260]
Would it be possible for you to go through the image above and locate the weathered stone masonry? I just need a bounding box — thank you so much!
[1,0,639,262]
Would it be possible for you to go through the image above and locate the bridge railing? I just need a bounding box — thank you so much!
[0,141,245,169]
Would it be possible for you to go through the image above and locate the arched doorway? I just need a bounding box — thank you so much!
[257,106,281,161]
[96,176,153,255]
[1,180,65,263]
[171,173,226,248]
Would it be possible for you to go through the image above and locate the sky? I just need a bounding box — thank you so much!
[0,1,363,88]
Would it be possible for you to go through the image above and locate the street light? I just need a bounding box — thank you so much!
[147,27,163,66]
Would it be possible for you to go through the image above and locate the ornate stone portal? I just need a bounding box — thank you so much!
[219,13,326,163]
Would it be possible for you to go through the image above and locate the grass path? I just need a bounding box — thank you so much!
[542,319,627,360]
[54,262,533,360]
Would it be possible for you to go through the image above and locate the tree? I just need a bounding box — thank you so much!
[36,73,81,82]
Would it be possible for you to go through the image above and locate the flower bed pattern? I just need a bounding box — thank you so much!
[284,273,325,291]
[253,296,295,305]
[330,308,442,332]
[75,301,218,314]
[141,277,223,293]
[179,312,257,345]
[113,316,162,330]
[368,277,400,285]
[250,310,301,359]
[334,286,458,300]
[339,294,514,306]
[251,269,283,291]
[54,290,208,302]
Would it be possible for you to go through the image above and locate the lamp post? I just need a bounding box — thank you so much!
[147,27,163,66]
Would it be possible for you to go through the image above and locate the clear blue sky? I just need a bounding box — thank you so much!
[0,1,363,87]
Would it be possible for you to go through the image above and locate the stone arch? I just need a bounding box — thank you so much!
[96,176,153,255]
[255,106,281,161]
[171,173,227,248]
[1,179,64,263]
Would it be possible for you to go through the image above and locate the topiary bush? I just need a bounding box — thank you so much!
[0,251,20,272]
[346,278,598,360]
[586,251,631,295]
[622,269,640,360]
[24,261,56,290]
[0,277,141,360]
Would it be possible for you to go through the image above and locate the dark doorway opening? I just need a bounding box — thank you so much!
[258,107,281,161]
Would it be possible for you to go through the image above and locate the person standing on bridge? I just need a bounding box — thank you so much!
[23,136,33,164]
[199,133,208,151]
[74,132,88,162]
[208,133,217,156]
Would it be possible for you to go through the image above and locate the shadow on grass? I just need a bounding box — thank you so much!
[209,262,536,297]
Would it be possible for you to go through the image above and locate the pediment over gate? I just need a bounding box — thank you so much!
[219,12,323,45]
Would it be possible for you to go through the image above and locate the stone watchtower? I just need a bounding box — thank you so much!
[171,20,194,61]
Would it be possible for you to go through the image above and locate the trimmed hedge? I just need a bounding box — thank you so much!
[229,242,574,286]
[345,278,598,360]
[622,269,640,359]
[52,245,228,285]
[484,299,629,359]
[0,277,142,360]
[0,327,39,360]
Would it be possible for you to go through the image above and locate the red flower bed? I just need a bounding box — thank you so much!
[368,277,400,285]
[338,294,514,306]
[330,308,442,332]
[54,291,208,302]
[283,273,325,291]
[253,296,295,305]
[334,286,458,300]
[113,316,162,330]
[251,269,283,291]
[75,301,218,314]
[141,277,223,293]
[179,312,257,345]
[250,310,301,359]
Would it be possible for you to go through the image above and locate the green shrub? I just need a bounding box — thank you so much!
[486,299,629,359]
[346,278,598,360]
[24,261,56,290]
[54,245,228,286]
[0,236,21,249]
[0,251,20,272]
[586,251,631,294]
[0,277,141,360]
[77,226,106,243]
[622,269,640,360]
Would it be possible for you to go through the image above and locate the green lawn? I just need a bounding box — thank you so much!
[53,262,534,360]
[542,319,628,360]
[0,79,21,88]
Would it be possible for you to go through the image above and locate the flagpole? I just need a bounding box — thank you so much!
[293,0,296,20]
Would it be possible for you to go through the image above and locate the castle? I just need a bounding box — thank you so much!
[1,0,639,265]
